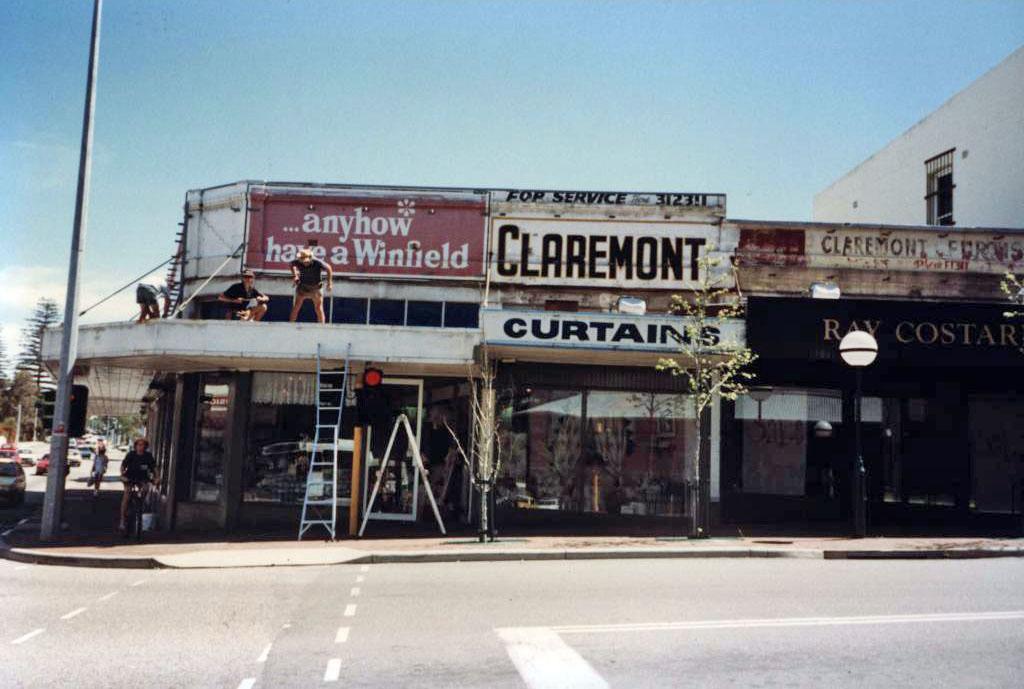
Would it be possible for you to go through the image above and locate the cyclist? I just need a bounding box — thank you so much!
[119,438,157,534]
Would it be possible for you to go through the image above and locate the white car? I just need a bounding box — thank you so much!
[67,448,82,467]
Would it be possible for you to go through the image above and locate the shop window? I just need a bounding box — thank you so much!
[407,301,443,327]
[968,394,1024,513]
[191,376,230,503]
[245,373,320,504]
[495,388,695,518]
[925,149,955,226]
[443,302,479,328]
[331,297,368,324]
[369,299,405,325]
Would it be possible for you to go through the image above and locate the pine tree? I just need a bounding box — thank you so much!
[0,331,10,388]
[17,298,60,392]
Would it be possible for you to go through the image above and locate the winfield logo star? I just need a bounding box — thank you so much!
[397,199,416,217]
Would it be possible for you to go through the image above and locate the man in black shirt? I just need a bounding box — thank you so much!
[119,438,157,533]
[289,248,334,323]
[218,270,269,321]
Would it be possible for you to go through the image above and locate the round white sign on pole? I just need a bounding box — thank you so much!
[838,330,879,368]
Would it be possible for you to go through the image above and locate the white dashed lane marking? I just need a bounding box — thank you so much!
[257,642,272,663]
[359,565,369,572]
[355,575,365,583]
[237,678,256,689]
[350,587,360,597]
[98,591,118,602]
[11,629,45,645]
[335,627,350,643]
[130,579,146,587]
[324,658,342,682]
[344,604,357,617]
[60,607,87,620]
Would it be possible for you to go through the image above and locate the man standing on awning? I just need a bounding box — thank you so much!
[288,248,334,323]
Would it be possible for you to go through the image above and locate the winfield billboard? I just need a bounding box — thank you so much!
[245,189,487,279]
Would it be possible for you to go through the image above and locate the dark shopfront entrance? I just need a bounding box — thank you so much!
[729,298,1024,535]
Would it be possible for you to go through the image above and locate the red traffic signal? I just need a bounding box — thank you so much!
[362,368,383,388]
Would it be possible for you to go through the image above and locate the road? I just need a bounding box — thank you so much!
[1,443,125,533]
[3,557,1023,688]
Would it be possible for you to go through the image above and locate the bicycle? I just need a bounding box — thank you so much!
[124,481,148,541]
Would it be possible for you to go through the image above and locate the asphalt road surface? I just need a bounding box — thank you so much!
[3,557,1023,688]
[1,444,126,533]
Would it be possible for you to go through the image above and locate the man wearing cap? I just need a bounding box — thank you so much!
[219,270,269,321]
[289,248,333,323]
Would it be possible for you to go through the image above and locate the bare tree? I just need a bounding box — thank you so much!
[445,351,504,542]
[657,248,756,538]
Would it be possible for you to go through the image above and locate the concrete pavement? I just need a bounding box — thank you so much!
[4,522,1024,569]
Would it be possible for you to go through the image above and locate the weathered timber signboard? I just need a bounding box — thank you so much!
[738,224,1024,275]
[488,189,734,289]
[245,189,487,279]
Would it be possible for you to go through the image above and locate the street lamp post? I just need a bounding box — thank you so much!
[838,330,878,538]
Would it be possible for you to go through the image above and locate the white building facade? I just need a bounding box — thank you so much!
[813,46,1024,229]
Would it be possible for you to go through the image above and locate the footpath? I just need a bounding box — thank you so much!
[3,494,1023,570]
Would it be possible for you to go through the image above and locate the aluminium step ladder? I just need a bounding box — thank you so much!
[298,343,352,540]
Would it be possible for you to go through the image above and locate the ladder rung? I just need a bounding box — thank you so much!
[303,500,335,507]
[318,406,343,411]
[319,371,348,376]
[300,518,334,524]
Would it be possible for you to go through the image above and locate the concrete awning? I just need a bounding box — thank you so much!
[42,320,479,376]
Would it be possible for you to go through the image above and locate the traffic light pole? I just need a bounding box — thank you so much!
[41,0,102,542]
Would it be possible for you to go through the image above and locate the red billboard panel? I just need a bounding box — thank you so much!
[245,190,486,279]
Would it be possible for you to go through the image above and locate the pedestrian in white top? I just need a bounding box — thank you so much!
[90,440,109,497]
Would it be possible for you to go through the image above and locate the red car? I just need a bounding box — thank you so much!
[34,454,70,476]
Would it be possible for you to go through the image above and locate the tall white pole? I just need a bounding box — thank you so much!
[15,405,22,446]
[41,0,102,541]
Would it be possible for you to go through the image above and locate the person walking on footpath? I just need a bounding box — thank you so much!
[218,270,269,321]
[119,438,157,534]
[289,248,333,323]
[88,439,109,497]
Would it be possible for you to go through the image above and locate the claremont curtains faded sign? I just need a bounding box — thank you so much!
[245,189,487,278]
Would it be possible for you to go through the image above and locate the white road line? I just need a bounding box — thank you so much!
[359,565,369,572]
[323,658,342,682]
[11,628,45,645]
[15,565,29,571]
[495,627,608,689]
[256,642,272,663]
[355,575,365,583]
[552,610,1024,635]
[237,678,256,689]
[344,604,357,617]
[98,591,118,602]
[61,607,87,620]
[335,626,350,643]
[130,579,146,587]
[350,587,360,597]
[282,623,292,629]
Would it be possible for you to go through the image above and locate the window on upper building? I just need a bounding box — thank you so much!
[925,149,955,226]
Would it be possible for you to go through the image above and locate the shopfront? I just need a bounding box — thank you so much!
[729,296,1024,530]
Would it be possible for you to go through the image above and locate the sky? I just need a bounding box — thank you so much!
[2,0,1023,367]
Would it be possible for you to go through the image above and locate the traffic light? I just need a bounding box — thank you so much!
[35,385,89,437]
[69,385,89,437]
[355,368,388,427]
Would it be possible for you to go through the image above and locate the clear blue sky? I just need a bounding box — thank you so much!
[1,0,1023,359]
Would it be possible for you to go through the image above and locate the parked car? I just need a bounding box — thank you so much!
[78,444,94,462]
[0,459,27,505]
[15,446,37,467]
[34,454,71,476]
